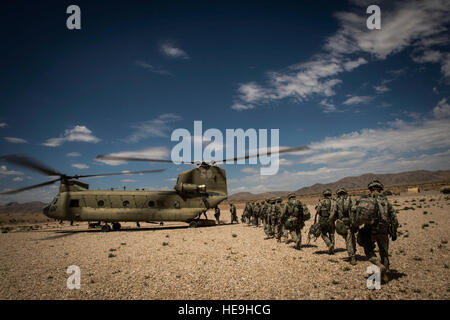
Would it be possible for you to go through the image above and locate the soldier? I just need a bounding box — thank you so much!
[283,193,311,250]
[229,203,238,224]
[263,199,273,239]
[315,189,336,254]
[253,202,261,227]
[242,202,250,224]
[214,206,221,224]
[275,198,286,242]
[334,188,357,265]
[260,199,269,232]
[355,178,398,282]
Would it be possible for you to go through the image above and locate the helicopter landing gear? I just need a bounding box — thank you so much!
[112,222,121,231]
[160,222,164,226]
[189,220,198,228]
[101,224,111,232]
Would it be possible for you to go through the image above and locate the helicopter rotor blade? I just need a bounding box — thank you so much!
[0,154,64,177]
[217,146,310,164]
[0,178,61,195]
[95,155,195,164]
[72,168,166,179]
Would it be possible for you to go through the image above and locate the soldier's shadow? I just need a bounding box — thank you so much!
[313,248,347,255]
[388,269,407,281]
[301,244,318,249]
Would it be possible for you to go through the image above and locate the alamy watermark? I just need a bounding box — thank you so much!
[66,265,81,290]
[171,121,280,175]
[366,264,381,290]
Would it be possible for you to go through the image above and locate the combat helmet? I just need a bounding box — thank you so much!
[322,189,332,197]
[287,192,296,199]
[336,187,347,195]
[275,197,282,203]
[368,177,384,191]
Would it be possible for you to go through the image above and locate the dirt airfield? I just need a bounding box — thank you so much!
[0,191,449,300]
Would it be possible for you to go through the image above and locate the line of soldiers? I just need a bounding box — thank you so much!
[240,177,399,283]
[242,193,311,250]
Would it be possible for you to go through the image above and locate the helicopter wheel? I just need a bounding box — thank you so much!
[101,224,111,232]
[188,221,198,228]
[112,222,121,231]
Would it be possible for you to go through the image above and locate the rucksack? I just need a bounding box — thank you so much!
[317,198,332,217]
[353,195,378,227]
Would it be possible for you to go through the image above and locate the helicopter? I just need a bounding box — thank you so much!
[0,146,307,231]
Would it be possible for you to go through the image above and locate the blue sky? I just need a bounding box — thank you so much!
[1,0,449,203]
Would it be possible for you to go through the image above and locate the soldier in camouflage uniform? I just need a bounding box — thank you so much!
[333,187,357,265]
[252,202,260,227]
[229,203,238,224]
[275,198,287,242]
[315,189,336,254]
[356,178,398,282]
[242,202,251,224]
[260,199,269,233]
[283,193,311,250]
[263,199,274,239]
[214,206,221,224]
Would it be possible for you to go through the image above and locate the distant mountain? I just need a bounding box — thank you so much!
[228,169,450,201]
[0,201,47,214]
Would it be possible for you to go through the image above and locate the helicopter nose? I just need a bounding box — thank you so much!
[42,205,51,217]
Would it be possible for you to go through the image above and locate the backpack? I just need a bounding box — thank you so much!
[317,198,332,218]
[353,195,378,227]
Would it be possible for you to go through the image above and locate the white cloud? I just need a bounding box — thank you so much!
[0,123,6,128]
[135,60,171,75]
[319,99,337,113]
[95,146,170,166]
[231,103,255,111]
[433,98,450,119]
[66,152,81,157]
[43,125,100,147]
[127,113,182,143]
[12,177,24,182]
[71,163,89,169]
[326,1,450,59]
[342,95,373,105]
[160,42,189,59]
[121,179,136,183]
[0,165,23,176]
[374,85,390,94]
[4,137,27,144]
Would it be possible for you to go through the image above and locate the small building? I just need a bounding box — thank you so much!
[407,187,420,194]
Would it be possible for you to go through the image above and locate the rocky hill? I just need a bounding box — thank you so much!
[0,201,47,214]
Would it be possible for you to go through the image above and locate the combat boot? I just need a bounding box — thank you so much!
[328,245,334,255]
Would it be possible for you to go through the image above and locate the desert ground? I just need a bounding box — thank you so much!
[0,191,449,300]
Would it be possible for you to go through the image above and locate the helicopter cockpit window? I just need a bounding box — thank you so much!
[69,199,79,208]
[148,200,155,208]
[97,200,105,207]
[173,200,180,209]
[122,200,130,207]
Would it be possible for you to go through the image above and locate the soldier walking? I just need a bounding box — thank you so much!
[355,178,398,282]
[315,189,336,254]
[334,188,357,265]
[283,193,311,250]
[229,203,238,224]
[214,206,221,224]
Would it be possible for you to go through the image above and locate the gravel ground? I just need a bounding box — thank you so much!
[0,192,449,300]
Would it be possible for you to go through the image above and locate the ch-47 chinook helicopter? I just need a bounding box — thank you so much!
[0,146,306,231]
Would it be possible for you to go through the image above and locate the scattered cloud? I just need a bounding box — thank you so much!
[433,98,450,119]
[135,60,171,75]
[121,179,136,183]
[342,95,373,105]
[71,163,89,169]
[0,123,6,128]
[0,165,23,176]
[231,103,255,111]
[160,42,189,59]
[319,99,337,113]
[126,113,182,143]
[43,125,100,147]
[374,85,390,94]
[4,137,27,144]
[13,177,24,182]
[66,152,81,157]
